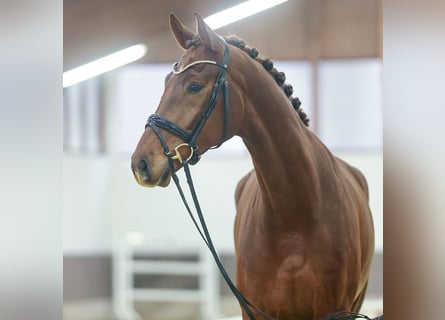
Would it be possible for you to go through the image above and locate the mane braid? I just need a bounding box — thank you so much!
[224,35,310,127]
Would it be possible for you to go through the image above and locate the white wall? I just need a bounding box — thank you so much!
[318,59,382,149]
[63,151,382,255]
[108,156,254,253]
[63,154,112,255]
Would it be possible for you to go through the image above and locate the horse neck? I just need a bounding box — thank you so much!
[236,62,327,228]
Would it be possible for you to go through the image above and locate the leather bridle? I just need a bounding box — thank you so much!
[145,39,230,167]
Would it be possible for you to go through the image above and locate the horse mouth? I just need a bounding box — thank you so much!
[158,166,173,187]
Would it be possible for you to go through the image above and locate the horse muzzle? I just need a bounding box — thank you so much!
[131,155,172,188]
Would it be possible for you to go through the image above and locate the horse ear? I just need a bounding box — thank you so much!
[169,13,195,51]
[195,12,222,52]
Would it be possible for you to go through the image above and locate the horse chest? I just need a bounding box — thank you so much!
[237,228,309,291]
[237,250,320,318]
[235,210,351,317]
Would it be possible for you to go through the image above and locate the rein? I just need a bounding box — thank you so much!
[144,39,373,320]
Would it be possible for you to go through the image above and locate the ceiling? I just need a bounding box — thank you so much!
[64,0,381,71]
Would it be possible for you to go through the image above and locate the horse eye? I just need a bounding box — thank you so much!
[187,82,204,93]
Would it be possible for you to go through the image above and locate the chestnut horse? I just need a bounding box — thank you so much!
[131,13,374,320]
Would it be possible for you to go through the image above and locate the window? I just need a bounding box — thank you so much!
[318,59,382,150]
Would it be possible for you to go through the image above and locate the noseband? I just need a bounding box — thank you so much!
[145,40,230,167]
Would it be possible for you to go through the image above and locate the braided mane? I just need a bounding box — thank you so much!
[224,35,310,127]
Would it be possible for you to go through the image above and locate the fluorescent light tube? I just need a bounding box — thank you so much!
[63,44,147,88]
[204,0,288,30]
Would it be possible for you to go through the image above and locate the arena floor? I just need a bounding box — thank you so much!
[63,294,383,320]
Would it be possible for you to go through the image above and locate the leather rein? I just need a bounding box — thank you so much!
[144,39,371,320]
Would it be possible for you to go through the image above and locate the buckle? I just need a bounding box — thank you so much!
[171,143,195,163]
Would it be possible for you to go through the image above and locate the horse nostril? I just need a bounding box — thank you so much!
[132,157,151,180]
[136,159,148,170]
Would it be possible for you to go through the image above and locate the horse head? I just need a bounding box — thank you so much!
[131,13,245,187]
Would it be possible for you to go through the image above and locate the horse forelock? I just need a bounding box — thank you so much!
[185,34,202,49]
[224,35,310,127]
[174,36,222,75]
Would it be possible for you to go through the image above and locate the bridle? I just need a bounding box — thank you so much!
[145,39,230,167]
[143,38,269,320]
[142,38,372,320]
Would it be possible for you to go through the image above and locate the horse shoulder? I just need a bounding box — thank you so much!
[233,169,258,255]
[334,157,374,288]
[234,169,255,204]
[335,157,369,200]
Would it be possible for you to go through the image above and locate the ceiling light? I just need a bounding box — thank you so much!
[63,44,147,88]
[204,0,288,30]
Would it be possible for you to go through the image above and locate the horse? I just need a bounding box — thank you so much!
[131,13,375,320]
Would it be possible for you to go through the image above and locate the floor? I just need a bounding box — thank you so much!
[63,295,383,320]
